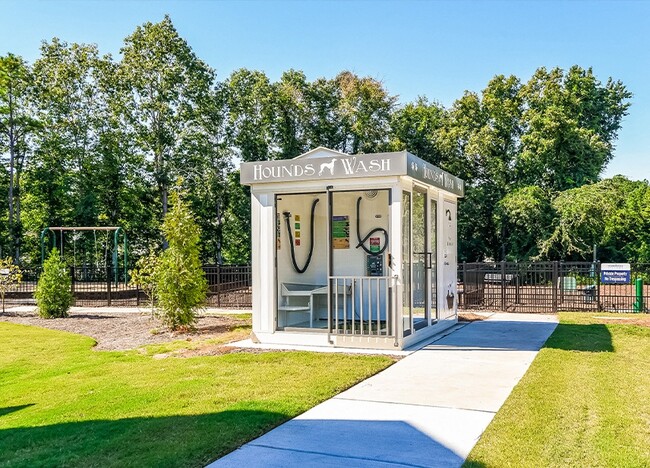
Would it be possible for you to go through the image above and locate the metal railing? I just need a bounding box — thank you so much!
[328,276,397,337]
[458,261,650,313]
[4,264,252,309]
[204,264,252,308]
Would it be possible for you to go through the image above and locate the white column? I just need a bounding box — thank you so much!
[252,192,276,334]
[390,184,403,344]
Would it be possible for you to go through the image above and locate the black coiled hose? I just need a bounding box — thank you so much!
[356,196,388,256]
[283,198,320,273]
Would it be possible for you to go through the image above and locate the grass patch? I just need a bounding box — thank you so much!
[0,322,392,467]
[465,312,650,468]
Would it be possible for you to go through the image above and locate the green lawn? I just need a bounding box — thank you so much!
[465,313,650,468]
[0,322,392,467]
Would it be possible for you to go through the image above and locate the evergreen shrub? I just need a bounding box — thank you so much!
[35,248,73,318]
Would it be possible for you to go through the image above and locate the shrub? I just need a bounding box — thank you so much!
[0,257,22,314]
[129,250,160,317]
[155,189,207,330]
[35,248,73,318]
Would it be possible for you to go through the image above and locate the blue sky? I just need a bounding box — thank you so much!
[3,0,648,180]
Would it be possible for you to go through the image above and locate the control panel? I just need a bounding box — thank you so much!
[366,254,384,277]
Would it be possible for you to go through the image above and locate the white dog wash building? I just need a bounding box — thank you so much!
[240,147,464,350]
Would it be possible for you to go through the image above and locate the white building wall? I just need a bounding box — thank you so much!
[440,196,458,320]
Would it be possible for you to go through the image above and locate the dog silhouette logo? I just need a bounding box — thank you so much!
[318,158,338,177]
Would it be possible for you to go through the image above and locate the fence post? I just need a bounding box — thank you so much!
[500,260,506,311]
[106,266,112,307]
[462,261,467,285]
[596,261,602,311]
[559,261,564,305]
[461,261,467,308]
[552,261,558,313]
[515,260,520,304]
[217,265,221,308]
[70,266,76,306]
[136,284,140,307]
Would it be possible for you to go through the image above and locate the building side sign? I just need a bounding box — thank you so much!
[241,154,405,184]
[406,153,464,196]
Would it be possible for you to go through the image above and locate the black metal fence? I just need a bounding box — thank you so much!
[204,265,252,308]
[9,260,649,314]
[459,261,650,313]
[5,265,252,309]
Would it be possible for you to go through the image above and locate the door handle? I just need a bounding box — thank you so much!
[414,252,433,269]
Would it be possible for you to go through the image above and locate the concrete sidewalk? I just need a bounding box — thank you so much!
[208,313,558,468]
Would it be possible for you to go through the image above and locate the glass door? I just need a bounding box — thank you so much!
[430,197,438,324]
[401,191,411,336]
[403,188,437,336]
[412,189,428,330]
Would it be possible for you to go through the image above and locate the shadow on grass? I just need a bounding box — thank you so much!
[0,409,288,467]
[543,323,613,352]
[0,404,34,417]
[463,460,489,468]
[0,409,481,467]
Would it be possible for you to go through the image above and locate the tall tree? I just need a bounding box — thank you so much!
[517,66,631,191]
[538,176,636,260]
[118,15,216,218]
[439,75,523,260]
[25,39,114,265]
[494,185,554,259]
[0,54,38,261]
[335,71,396,153]
[220,170,251,264]
[304,77,345,150]
[388,96,446,164]
[271,69,309,160]
[185,82,230,263]
[603,181,650,262]
[437,68,629,260]
[224,69,274,162]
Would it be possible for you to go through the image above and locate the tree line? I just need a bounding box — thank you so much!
[0,16,637,266]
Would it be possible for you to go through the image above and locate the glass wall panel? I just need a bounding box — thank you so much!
[331,190,390,335]
[275,192,328,330]
[402,191,411,336]
[412,189,427,330]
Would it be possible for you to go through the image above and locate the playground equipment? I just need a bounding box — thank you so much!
[40,227,128,285]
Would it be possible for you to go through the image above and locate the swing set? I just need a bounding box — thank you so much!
[40,227,129,286]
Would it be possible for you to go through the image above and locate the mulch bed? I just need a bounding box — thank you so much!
[0,309,250,351]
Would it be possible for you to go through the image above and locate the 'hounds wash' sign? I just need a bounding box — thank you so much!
[241,153,403,183]
[240,150,465,196]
